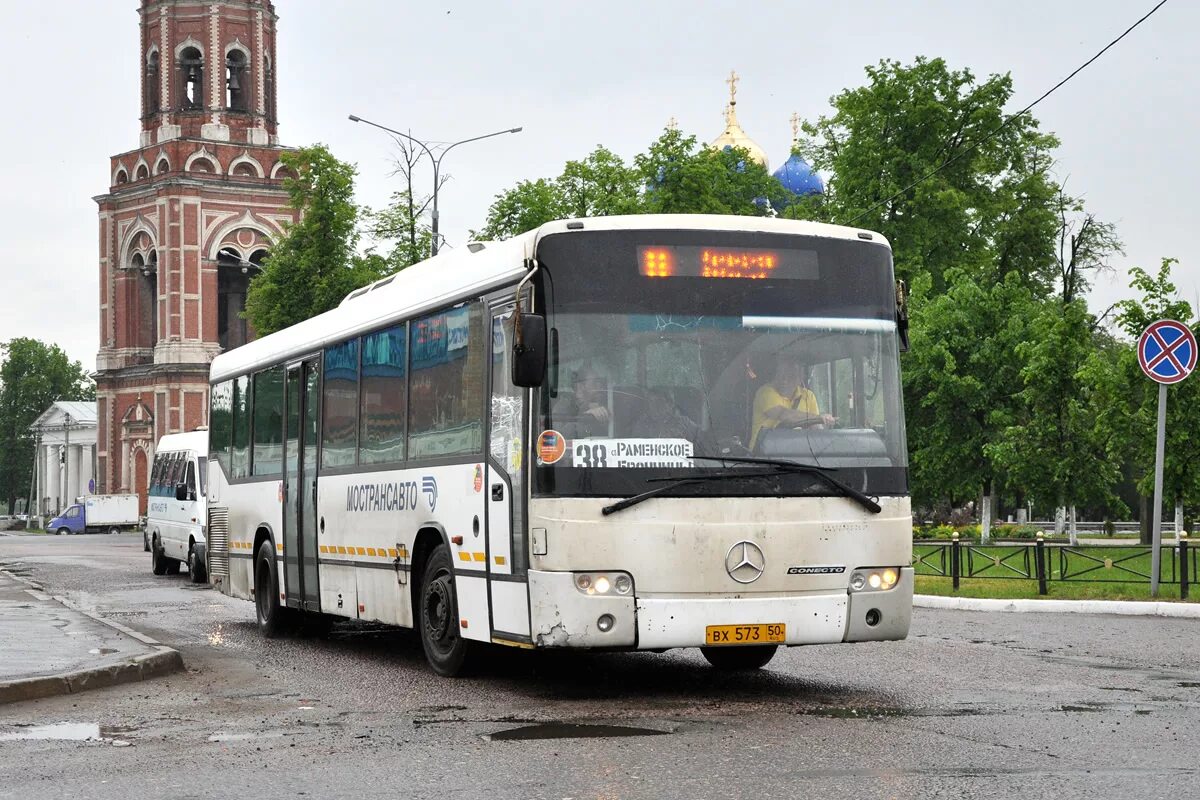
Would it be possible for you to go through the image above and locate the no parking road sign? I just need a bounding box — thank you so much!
[1137,319,1197,384]
[1137,318,1196,597]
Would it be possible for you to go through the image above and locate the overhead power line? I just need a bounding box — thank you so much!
[842,0,1170,227]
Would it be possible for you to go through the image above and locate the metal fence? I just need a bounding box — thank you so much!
[912,535,1197,598]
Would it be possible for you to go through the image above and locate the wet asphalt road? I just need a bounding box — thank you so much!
[0,532,1198,800]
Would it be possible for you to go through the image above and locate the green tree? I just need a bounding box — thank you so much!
[901,271,1036,517]
[635,128,786,215]
[244,145,388,336]
[475,178,569,241]
[476,129,788,239]
[1101,260,1200,539]
[799,57,1061,294]
[988,299,1124,526]
[0,339,93,513]
[559,146,643,218]
[363,190,435,273]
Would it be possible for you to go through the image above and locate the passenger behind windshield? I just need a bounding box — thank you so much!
[633,387,706,445]
[749,356,836,450]
[561,366,610,438]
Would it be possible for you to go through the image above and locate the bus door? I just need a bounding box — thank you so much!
[284,357,321,611]
[487,302,531,640]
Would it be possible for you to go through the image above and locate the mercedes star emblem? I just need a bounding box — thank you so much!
[725,540,766,584]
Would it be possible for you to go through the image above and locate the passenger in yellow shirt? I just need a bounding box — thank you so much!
[750,359,836,450]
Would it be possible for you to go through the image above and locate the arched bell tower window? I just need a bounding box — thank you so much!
[179,47,204,111]
[130,251,159,352]
[217,246,254,350]
[264,54,275,122]
[226,50,249,112]
[145,50,160,116]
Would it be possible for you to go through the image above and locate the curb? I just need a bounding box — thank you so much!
[0,569,185,706]
[915,593,1200,619]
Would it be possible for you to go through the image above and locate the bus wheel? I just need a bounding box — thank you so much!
[700,645,778,671]
[151,539,170,576]
[57,527,70,536]
[188,545,207,584]
[418,544,471,677]
[255,540,288,638]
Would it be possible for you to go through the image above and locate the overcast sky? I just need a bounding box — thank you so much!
[1,0,1196,369]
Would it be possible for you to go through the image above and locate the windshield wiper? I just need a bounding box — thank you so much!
[691,455,882,515]
[601,459,882,516]
[601,470,783,516]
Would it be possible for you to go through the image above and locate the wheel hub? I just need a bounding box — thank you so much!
[424,575,453,643]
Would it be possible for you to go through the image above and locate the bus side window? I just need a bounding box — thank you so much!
[185,461,197,499]
[252,366,285,476]
[322,338,359,468]
[361,324,407,465]
[231,374,251,479]
[408,303,484,459]
[210,380,234,476]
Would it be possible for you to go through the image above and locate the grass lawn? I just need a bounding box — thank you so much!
[915,575,1197,602]
[914,542,1198,602]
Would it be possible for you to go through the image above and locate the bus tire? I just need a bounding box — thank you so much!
[151,538,169,576]
[255,540,289,638]
[700,645,778,671]
[418,544,472,677]
[188,545,207,584]
[57,527,70,536]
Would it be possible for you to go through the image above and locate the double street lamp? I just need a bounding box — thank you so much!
[348,114,522,257]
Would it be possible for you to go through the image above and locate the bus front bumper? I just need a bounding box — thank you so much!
[528,568,913,649]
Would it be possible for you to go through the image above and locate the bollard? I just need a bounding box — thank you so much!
[951,531,961,591]
[1035,532,1048,596]
[1181,532,1189,601]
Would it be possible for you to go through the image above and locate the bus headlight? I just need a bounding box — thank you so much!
[850,568,901,593]
[574,572,634,596]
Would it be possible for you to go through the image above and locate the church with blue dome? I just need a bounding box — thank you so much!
[707,72,824,208]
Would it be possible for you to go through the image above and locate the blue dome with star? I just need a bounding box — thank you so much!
[773,152,824,198]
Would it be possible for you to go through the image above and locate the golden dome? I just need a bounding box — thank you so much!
[709,70,769,169]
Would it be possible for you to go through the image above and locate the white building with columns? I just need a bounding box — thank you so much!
[29,402,98,524]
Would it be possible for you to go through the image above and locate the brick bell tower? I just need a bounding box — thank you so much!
[94,0,297,510]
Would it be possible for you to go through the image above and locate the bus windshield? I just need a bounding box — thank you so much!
[533,228,908,499]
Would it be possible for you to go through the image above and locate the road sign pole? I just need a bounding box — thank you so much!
[1150,382,1167,597]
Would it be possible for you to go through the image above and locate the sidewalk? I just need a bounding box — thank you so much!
[0,570,183,705]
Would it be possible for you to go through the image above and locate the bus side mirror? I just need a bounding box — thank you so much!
[512,313,547,387]
[895,279,910,352]
[175,483,189,502]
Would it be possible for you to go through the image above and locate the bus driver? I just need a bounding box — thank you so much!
[749,357,836,450]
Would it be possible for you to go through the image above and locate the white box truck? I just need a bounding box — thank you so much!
[47,494,140,535]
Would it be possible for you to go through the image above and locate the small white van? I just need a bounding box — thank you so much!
[147,430,209,583]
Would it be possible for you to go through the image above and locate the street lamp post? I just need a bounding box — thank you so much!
[348,115,522,257]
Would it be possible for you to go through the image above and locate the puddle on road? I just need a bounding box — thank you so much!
[485,722,671,741]
[0,723,134,743]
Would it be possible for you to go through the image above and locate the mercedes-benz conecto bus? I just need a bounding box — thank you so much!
[205,215,912,676]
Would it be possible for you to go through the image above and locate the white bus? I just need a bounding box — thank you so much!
[205,215,913,676]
